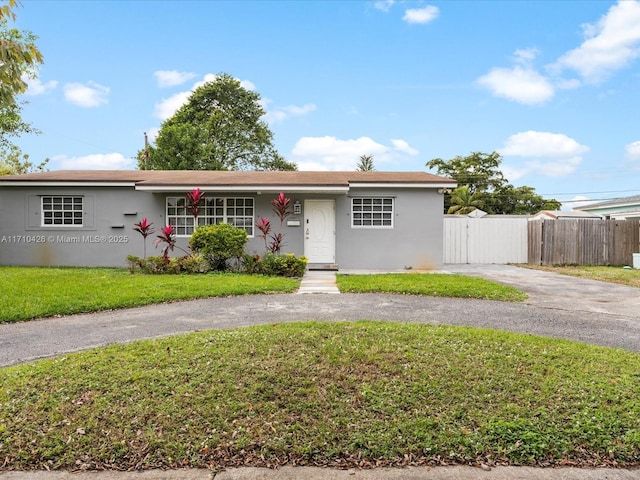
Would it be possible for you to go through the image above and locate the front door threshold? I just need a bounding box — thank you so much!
[307,263,339,271]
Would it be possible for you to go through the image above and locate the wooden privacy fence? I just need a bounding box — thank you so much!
[528,218,640,266]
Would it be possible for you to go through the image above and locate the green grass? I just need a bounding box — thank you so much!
[337,273,527,302]
[0,267,299,323]
[1,321,638,470]
[521,265,640,288]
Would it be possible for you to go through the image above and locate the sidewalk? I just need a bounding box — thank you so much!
[1,466,639,479]
[296,270,340,294]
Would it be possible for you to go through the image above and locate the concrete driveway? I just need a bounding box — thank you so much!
[1,264,640,367]
[445,264,640,317]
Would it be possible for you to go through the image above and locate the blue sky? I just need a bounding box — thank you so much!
[11,0,640,208]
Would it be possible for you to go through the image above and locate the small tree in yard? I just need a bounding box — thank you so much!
[186,187,205,226]
[133,218,154,259]
[256,192,293,254]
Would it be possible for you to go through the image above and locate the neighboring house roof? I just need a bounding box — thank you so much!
[576,194,640,211]
[532,210,600,220]
[0,170,456,192]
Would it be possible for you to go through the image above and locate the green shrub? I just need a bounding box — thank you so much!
[179,254,211,274]
[240,253,261,274]
[190,223,248,271]
[142,256,180,274]
[257,253,307,277]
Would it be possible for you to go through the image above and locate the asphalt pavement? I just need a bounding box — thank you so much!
[1,264,639,479]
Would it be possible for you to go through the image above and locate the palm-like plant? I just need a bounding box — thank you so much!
[447,185,484,215]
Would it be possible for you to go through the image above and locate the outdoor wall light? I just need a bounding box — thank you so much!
[293,201,301,215]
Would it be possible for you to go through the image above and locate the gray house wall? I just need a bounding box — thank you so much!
[0,186,444,270]
[336,188,444,270]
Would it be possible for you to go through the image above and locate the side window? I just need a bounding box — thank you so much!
[351,198,394,228]
[41,196,84,227]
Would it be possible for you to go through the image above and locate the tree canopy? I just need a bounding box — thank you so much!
[139,73,296,171]
[0,1,46,175]
[426,151,561,215]
[356,154,376,172]
[0,0,44,108]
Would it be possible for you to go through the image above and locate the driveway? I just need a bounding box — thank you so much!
[1,265,639,367]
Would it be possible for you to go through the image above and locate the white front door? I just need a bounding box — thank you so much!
[304,200,335,263]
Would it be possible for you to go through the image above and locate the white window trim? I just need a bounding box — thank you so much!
[41,195,84,227]
[351,197,394,229]
[166,196,255,237]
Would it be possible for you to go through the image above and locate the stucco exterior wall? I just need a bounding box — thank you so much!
[0,187,162,267]
[335,188,444,270]
[0,186,444,269]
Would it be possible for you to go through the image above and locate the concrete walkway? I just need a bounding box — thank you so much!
[296,270,340,294]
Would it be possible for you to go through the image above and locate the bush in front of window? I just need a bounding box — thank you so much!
[189,223,248,271]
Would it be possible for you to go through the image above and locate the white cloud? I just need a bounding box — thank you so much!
[290,136,417,171]
[499,131,589,179]
[63,81,110,107]
[153,74,256,120]
[154,90,191,120]
[264,103,317,124]
[569,196,595,210]
[53,153,132,170]
[403,5,439,24]
[551,0,640,82]
[391,139,419,155]
[154,70,197,88]
[476,66,554,105]
[146,128,160,142]
[374,0,395,12]
[513,47,540,65]
[625,140,640,160]
[23,75,58,96]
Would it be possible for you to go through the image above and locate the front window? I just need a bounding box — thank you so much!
[41,196,83,226]
[166,196,254,236]
[351,197,394,228]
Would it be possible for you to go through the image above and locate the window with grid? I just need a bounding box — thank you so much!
[41,196,83,226]
[166,196,254,236]
[351,197,394,228]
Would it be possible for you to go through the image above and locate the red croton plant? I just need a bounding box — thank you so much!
[256,192,293,254]
[133,217,154,259]
[186,187,205,223]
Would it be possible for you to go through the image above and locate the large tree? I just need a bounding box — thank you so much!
[0,143,47,175]
[1,0,43,107]
[426,151,561,214]
[0,1,46,174]
[139,73,296,171]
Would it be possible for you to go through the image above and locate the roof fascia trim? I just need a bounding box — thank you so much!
[348,182,457,189]
[135,185,350,193]
[0,181,137,188]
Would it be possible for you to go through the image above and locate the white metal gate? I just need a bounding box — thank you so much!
[443,216,528,264]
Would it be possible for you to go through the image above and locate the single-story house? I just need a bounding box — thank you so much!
[0,170,456,270]
[574,194,640,220]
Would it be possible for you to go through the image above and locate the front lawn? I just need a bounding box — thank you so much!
[1,321,638,470]
[0,267,299,323]
[337,273,527,302]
